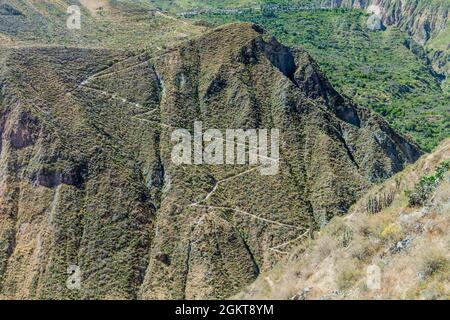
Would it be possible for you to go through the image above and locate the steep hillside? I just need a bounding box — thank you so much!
[146,0,449,61]
[145,0,450,51]
[320,0,450,90]
[4,0,446,150]
[0,22,420,299]
[307,0,450,89]
[190,8,449,151]
[148,0,260,12]
[238,138,449,300]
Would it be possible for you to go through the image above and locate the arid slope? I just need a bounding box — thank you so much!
[0,21,422,299]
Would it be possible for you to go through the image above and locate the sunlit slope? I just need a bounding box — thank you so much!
[0,0,205,50]
[237,138,450,300]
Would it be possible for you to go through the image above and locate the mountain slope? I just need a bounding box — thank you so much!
[0,0,206,50]
[0,21,421,299]
[148,0,260,12]
[320,0,450,90]
[187,6,449,151]
[237,138,449,300]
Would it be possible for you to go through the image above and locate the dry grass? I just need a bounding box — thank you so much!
[238,139,450,300]
[79,0,110,14]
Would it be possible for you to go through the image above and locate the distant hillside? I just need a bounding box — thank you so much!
[0,0,443,300]
[318,0,450,91]
[138,0,450,90]
[2,1,446,151]
[237,138,449,300]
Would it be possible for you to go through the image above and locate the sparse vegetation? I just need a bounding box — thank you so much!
[418,250,448,280]
[407,160,450,206]
[0,0,206,51]
[380,223,403,242]
[237,139,450,300]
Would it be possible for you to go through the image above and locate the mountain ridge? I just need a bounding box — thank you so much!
[0,20,422,299]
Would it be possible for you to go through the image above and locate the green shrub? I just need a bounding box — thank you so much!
[407,160,450,206]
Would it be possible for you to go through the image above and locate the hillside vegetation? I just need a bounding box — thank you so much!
[2,1,447,150]
[0,19,421,298]
[237,138,450,300]
[189,8,449,151]
[0,0,446,300]
[148,0,260,12]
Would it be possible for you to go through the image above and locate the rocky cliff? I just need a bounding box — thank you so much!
[0,0,205,50]
[0,22,421,299]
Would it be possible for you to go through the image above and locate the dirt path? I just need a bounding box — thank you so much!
[76,66,308,253]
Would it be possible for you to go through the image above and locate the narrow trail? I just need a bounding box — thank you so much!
[177,4,333,17]
[190,166,262,206]
[186,161,308,252]
[78,85,143,108]
[75,66,309,256]
[74,48,175,91]
[84,58,152,81]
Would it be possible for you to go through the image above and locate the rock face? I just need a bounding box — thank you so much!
[0,23,421,299]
